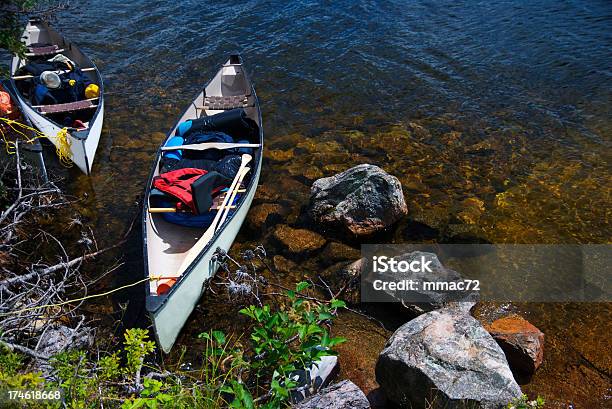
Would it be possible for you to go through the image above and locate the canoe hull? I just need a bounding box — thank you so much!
[9,20,104,175]
[14,95,103,174]
[150,162,260,353]
[144,54,262,353]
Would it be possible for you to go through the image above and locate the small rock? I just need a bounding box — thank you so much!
[37,324,93,357]
[457,197,485,225]
[376,308,522,409]
[441,130,463,146]
[408,122,431,139]
[309,164,408,236]
[320,242,361,264]
[265,148,294,162]
[273,224,326,255]
[254,184,280,202]
[320,258,364,304]
[293,380,370,409]
[485,315,544,381]
[150,132,167,142]
[303,166,324,181]
[247,203,284,231]
[273,255,298,275]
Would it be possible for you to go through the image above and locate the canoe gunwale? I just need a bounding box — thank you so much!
[143,54,263,315]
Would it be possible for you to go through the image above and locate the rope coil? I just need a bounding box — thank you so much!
[0,118,72,167]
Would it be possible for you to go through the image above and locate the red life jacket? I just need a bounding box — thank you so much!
[0,87,18,120]
[153,168,208,213]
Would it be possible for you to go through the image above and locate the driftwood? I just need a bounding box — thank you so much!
[0,150,134,365]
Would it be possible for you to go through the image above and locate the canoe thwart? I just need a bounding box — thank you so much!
[198,94,254,110]
[161,142,260,152]
[12,67,96,80]
[25,45,64,56]
[35,98,98,114]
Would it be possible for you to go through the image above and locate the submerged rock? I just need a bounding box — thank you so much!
[376,308,522,408]
[273,224,326,255]
[247,203,284,231]
[320,242,361,265]
[293,380,370,409]
[309,164,408,236]
[265,148,295,162]
[273,255,298,275]
[254,184,281,202]
[485,315,544,381]
[457,197,486,225]
[320,258,364,304]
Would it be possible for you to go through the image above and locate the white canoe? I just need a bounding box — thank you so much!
[143,55,263,353]
[10,19,104,175]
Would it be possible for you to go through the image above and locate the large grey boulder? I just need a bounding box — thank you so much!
[309,164,408,236]
[376,308,522,409]
[293,380,370,409]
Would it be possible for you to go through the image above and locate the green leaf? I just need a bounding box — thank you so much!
[330,299,346,309]
[318,312,333,321]
[296,281,310,292]
[212,330,226,345]
[328,336,347,347]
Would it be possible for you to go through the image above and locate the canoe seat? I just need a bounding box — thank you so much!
[36,99,97,115]
[26,45,64,57]
[200,95,254,111]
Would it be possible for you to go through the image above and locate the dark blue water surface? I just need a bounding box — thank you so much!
[34,0,612,406]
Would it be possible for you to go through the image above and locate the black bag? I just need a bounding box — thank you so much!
[182,108,258,141]
[191,171,232,214]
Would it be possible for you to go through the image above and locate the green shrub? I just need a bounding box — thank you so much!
[1,282,346,408]
[506,394,545,409]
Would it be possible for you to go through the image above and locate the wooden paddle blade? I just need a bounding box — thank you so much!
[161,143,260,152]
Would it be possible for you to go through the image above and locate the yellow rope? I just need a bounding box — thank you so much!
[0,118,72,167]
[0,275,165,317]
[53,127,73,167]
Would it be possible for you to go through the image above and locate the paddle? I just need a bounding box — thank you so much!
[148,189,245,213]
[216,171,248,228]
[177,154,252,273]
[161,142,260,152]
[148,206,236,213]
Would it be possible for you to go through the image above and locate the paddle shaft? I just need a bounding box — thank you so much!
[217,168,249,228]
[177,154,252,273]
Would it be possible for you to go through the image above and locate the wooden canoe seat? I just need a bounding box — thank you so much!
[26,45,64,57]
[199,95,254,111]
[35,99,97,115]
[12,67,96,81]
